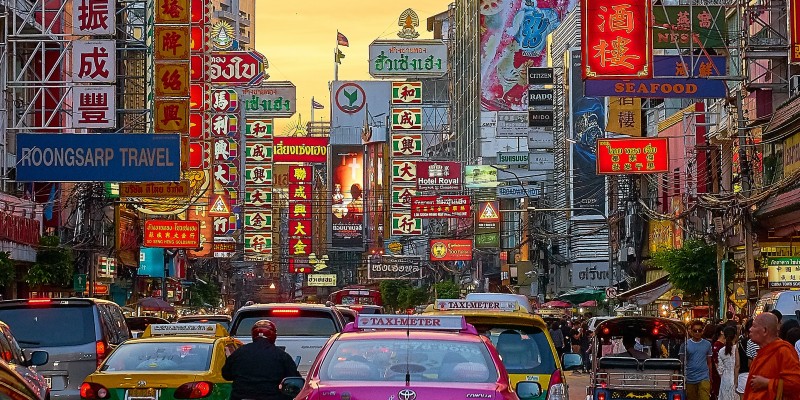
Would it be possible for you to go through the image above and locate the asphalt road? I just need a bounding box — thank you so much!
[566,370,590,400]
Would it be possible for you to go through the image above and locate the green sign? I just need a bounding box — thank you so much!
[652,6,727,49]
[475,232,500,248]
[73,274,87,292]
[242,82,296,117]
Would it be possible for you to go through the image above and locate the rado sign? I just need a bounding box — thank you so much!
[528,89,554,106]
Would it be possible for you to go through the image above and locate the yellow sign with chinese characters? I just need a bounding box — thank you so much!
[154,0,190,24]
[154,99,189,133]
[155,62,190,97]
[606,97,642,137]
[154,26,191,60]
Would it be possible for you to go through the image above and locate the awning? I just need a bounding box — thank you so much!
[558,287,605,303]
[616,275,672,306]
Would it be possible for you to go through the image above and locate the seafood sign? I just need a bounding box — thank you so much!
[207,51,268,86]
[369,40,447,78]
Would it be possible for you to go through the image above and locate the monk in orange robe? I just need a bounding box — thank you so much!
[744,313,800,400]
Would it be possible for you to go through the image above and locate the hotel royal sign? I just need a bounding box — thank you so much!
[581,0,652,79]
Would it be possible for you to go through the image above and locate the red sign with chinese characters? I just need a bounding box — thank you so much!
[581,0,652,79]
[792,0,800,63]
[143,220,201,248]
[288,165,313,256]
[410,195,471,219]
[273,137,329,163]
[207,51,268,86]
[596,138,669,174]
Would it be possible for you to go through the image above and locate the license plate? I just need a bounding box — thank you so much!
[128,388,157,399]
[44,378,51,389]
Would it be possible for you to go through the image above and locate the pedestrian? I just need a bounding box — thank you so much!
[550,321,565,359]
[717,326,738,400]
[786,327,800,361]
[682,320,714,400]
[561,318,573,355]
[737,318,755,399]
[743,312,800,400]
[222,320,301,400]
[712,324,726,400]
[580,322,591,372]
[778,319,799,341]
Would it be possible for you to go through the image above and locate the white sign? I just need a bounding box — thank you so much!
[73,40,116,83]
[497,184,541,199]
[528,152,555,171]
[435,299,516,311]
[528,129,555,149]
[356,315,465,330]
[307,274,337,287]
[73,0,115,35]
[72,85,116,128]
[496,111,530,138]
[497,152,529,166]
[149,324,215,335]
[368,40,448,78]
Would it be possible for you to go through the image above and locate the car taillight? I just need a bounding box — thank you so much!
[271,309,300,315]
[671,383,677,390]
[174,382,214,399]
[547,369,566,400]
[80,382,109,400]
[672,394,681,400]
[598,392,606,400]
[95,341,107,368]
[28,298,51,305]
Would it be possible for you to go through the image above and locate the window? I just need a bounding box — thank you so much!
[101,342,213,372]
[233,310,338,337]
[0,305,96,347]
[484,327,556,374]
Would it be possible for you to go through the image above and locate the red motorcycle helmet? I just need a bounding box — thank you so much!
[251,319,277,343]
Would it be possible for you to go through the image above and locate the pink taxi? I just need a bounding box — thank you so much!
[279,314,542,400]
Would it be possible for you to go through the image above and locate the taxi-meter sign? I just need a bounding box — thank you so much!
[354,315,465,331]
[149,324,215,335]
[435,299,516,311]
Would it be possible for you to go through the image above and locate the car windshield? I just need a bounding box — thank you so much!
[101,342,213,372]
[480,326,557,375]
[233,310,337,336]
[319,338,498,383]
[0,305,96,347]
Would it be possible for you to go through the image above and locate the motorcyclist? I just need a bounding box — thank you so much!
[222,320,300,400]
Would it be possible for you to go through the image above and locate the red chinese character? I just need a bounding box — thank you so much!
[161,68,182,91]
[161,31,184,55]
[78,46,110,79]
[160,104,183,126]
[78,91,109,124]
[77,0,110,31]
[160,0,184,19]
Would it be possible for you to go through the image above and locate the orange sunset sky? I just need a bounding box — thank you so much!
[254,1,452,135]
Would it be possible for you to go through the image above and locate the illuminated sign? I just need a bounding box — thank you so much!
[273,137,329,163]
[430,239,473,261]
[144,220,200,248]
[793,0,800,63]
[767,257,800,287]
[416,161,462,191]
[596,137,669,174]
[652,6,726,50]
[582,0,652,79]
[120,182,190,198]
[154,26,190,60]
[410,195,470,219]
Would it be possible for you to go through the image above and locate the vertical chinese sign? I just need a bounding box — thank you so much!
[243,118,274,260]
[288,166,313,263]
[210,89,240,256]
[605,97,642,136]
[792,0,800,63]
[72,0,116,130]
[388,82,423,242]
[581,0,652,79]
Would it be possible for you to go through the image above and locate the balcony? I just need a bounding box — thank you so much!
[239,15,251,27]
[213,9,236,21]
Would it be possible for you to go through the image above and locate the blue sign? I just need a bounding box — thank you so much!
[138,247,178,278]
[16,134,181,182]
[585,56,727,99]
[670,295,682,308]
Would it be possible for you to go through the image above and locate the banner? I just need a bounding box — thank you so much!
[331,145,364,248]
[596,137,669,174]
[582,0,652,79]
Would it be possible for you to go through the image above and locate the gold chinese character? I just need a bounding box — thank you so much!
[292,167,308,182]
[593,36,640,69]
[293,221,308,236]
[293,203,307,216]
[608,5,635,33]
[293,239,308,255]
[675,62,688,77]
[293,186,308,200]
[698,61,713,78]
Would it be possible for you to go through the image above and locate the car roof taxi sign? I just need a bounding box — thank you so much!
[348,314,470,332]
[435,299,517,311]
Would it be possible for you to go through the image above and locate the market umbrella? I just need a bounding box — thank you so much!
[137,297,175,313]
[579,300,598,307]
[558,287,606,303]
[541,300,572,308]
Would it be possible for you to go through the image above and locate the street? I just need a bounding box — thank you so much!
[567,371,590,400]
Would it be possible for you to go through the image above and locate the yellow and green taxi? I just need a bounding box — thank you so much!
[424,297,566,400]
[80,324,241,400]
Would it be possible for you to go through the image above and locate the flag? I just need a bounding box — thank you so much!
[335,48,346,64]
[337,31,349,47]
[312,97,324,109]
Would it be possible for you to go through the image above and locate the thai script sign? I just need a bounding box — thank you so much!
[416,161,462,191]
[571,262,611,286]
[307,274,337,287]
[497,152,529,166]
[0,210,41,246]
[582,0,652,79]
[794,0,800,63]
[585,56,727,98]
[16,134,180,182]
[652,6,726,49]
[143,220,200,248]
[368,256,422,280]
[242,82,296,117]
[273,137,329,163]
[369,40,447,78]
[767,257,800,288]
[207,51,268,86]
[410,195,470,218]
[120,182,190,198]
[430,239,473,261]
[596,137,669,174]
[497,184,541,199]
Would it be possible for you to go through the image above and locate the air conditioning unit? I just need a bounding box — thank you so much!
[791,75,800,97]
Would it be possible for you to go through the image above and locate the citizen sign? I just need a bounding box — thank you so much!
[207,51,268,86]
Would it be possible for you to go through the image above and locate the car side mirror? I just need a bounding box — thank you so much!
[280,377,305,398]
[28,351,48,367]
[562,352,583,370]
[516,381,543,399]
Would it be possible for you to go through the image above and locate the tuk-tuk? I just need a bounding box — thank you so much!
[588,317,687,400]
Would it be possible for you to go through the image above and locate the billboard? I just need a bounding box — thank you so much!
[369,40,447,78]
[143,220,200,248]
[596,138,669,174]
[331,145,364,248]
[480,1,565,111]
[430,239,473,261]
[585,56,728,98]
[331,81,391,145]
[368,256,422,280]
[16,134,181,182]
[416,161,462,191]
[767,257,800,288]
[465,165,499,188]
[410,196,470,218]
[568,49,606,216]
[273,137,329,163]
[652,6,726,50]
[582,0,652,79]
